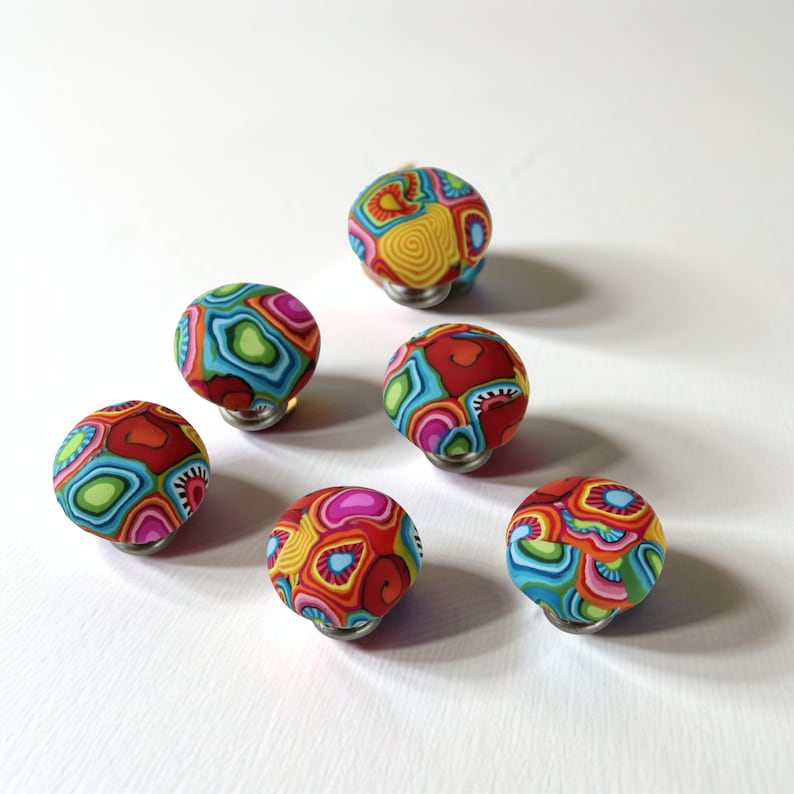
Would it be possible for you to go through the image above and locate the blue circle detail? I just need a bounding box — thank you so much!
[470,221,484,250]
[328,551,355,574]
[603,488,635,509]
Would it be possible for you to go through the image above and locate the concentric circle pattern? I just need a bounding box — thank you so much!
[174,283,320,412]
[506,477,666,623]
[383,323,529,456]
[267,487,423,629]
[53,401,210,543]
[348,167,491,289]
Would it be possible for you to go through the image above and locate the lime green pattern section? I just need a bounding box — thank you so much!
[518,538,562,561]
[232,320,277,365]
[214,283,245,297]
[444,172,466,191]
[55,430,87,465]
[648,549,664,578]
[620,554,651,604]
[618,546,665,604]
[75,475,128,515]
[384,372,411,418]
[579,602,613,621]
[445,436,471,456]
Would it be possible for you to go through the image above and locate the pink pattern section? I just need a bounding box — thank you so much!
[127,506,174,544]
[319,488,392,528]
[260,292,316,333]
[414,409,459,451]
[582,555,628,601]
[181,304,201,376]
[348,216,377,268]
[384,344,409,381]
[293,593,343,627]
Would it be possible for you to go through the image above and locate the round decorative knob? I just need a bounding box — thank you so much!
[174,283,321,431]
[52,401,210,555]
[506,477,666,633]
[348,166,492,308]
[267,486,422,640]
[383,323,529,473]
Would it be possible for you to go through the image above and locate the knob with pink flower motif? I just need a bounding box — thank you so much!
[267,486,423,640]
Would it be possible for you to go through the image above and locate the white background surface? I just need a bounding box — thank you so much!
[2,1,793,792]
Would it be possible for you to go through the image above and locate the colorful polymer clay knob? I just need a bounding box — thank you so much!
[383,323,529,473]
[174,283,321,431]
[53,401,210,555]
[348,166,492,308]
[506,477,666,634]
[267,486,422,640]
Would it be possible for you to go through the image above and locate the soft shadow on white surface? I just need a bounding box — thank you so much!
[601,550,740,638]
[433,252,595,320]
[599,549,779,650]
[349,562,518,660]
[469,415,624,481]
[246,373,390,449]
[430,249,701,359]
[588,549,792,685]
[500,406,781,524]
[154,472,281,565]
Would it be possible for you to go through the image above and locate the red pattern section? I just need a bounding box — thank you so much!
[362,556,412,616]
[518,477,586,507]
[105,408,202,475]
[480,396,527,448]
[424,333,517,397]
[267,487,421,629]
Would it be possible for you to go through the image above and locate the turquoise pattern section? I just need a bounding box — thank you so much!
[53,402,210,545]
[505,477,666,625]
[382,323,529,456]
[175,283,321,412]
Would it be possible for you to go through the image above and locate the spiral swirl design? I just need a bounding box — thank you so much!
[377,204,459,288]
[349,167,491,289]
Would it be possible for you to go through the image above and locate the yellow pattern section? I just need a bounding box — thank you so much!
[275,513,320,576]
[644,515,666,551]
[392,521,421,583]
[378,203,459,288]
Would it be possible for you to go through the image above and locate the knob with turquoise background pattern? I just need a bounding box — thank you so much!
[383,323,529,473]
[174,283,321,431]
[506,477,666,633]
[53,401,210,555]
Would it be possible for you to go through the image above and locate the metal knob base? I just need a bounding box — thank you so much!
[219,398,296,431]
[314,618,382,641]
[382,280,452,309]
[115,532,178,556]
[544,610,616,635]
[424,449,492,474]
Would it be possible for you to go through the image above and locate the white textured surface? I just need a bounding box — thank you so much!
[2,2,793,792]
